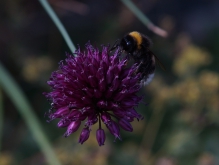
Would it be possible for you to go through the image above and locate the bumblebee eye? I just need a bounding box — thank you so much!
[120,35,136,53]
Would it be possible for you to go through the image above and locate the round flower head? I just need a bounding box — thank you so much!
[44,43,143,146]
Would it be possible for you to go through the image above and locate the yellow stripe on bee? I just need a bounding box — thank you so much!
[129,31,142,49]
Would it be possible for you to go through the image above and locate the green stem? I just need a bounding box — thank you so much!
[0,88,3,151]
[0,62,61,165]
[120,0,168,37]
[39,0,76,54]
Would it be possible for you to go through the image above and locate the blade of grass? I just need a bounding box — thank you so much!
[0,88,3,151]
[0,62,61,165]
[120,0,168,37]
[38,0,76,54]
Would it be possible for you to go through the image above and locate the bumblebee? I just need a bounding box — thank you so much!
[110,31,165,85]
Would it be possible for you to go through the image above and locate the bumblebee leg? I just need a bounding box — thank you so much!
[110,39,120,52]
[125,53,131,60]
[136,61,143,72]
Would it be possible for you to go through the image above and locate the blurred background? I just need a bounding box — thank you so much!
[0,0,219,165]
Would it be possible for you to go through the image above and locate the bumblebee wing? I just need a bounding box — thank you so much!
[149,50,166,71]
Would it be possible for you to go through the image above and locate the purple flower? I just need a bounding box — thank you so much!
[96,129,105,146]
[79,128,90,144]
[44,43,143,145]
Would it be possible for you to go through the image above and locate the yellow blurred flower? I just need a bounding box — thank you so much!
[199,71,219,93]
[174,78,201,105]
[173,45,211,77]
[22,56,54,82]
[0,152,12,165]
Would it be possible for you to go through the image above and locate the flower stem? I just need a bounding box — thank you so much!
[98,114,102,129]
[0,62,61,165]
[38,0,76,54]
[120,0,168,37]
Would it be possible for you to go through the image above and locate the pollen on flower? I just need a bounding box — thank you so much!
[44,42,144,146]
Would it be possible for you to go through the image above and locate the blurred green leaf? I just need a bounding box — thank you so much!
[0,62,61,165]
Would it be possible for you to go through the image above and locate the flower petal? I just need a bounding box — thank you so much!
[79,128,90,144]
[96,128,106,146]
[64,121,81,137]
[106,120,121,140]
[119,118,133,132]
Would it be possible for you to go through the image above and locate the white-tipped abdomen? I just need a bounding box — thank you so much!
[140,73,155,86]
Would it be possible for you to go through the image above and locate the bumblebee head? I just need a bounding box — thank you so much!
[120,35,136,53]
[120,31,143,53]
